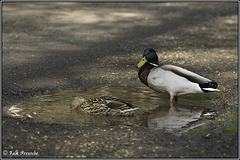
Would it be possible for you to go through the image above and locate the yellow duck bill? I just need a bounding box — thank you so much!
[137,56,148,68]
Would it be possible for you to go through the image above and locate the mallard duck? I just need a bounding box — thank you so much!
[137,48,220,107]
[70,96,138,116]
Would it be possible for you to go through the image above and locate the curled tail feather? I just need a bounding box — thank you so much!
[199,81,220,92]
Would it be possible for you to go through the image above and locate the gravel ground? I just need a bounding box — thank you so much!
[2,2,238,158]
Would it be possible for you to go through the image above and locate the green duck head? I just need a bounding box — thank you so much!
[137,48,159,68]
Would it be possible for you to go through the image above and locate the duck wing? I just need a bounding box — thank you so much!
[102,96,132,106]
[106,101,128,109]
[160,65,211,84]
[99,96,138,110]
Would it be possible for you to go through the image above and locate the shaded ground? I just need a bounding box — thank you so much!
[2,2,238,158]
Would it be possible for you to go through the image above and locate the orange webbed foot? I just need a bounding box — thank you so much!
[170,96,174,107]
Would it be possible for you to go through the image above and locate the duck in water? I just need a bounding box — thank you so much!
[70,96,138,116]
[137,48,220,107]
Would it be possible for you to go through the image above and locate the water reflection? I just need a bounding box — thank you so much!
[147,105,203,131]
[4,86,216,131]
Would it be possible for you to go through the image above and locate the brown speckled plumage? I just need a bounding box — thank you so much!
[70,96,138,116]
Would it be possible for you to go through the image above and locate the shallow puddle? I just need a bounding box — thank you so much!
[4,86,216,131]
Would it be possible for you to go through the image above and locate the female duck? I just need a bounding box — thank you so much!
[70,96,138,116]
[137,48,220,106]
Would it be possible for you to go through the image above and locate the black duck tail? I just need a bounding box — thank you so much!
[199,81,220,92]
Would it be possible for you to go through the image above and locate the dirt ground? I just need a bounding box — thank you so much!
[2,2,238,158]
